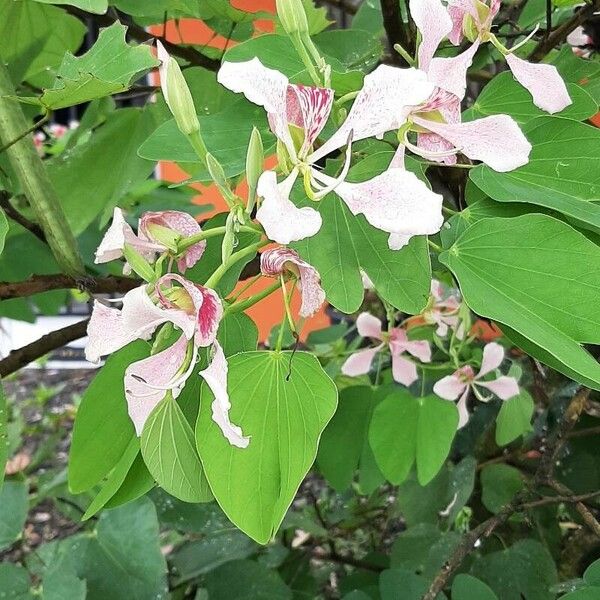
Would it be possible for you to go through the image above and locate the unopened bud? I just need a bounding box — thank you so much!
[276,0,309,36]
[122,244,157,283]
[246,127,263,212]
[157,41,200,136]
[222,212,237,264]
[206,152,237,206]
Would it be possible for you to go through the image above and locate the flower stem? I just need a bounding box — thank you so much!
[428,239,443,253]
[205,239,268,289]
[177,224,258,252]
[225,280,281,314]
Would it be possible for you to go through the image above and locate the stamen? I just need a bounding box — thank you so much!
[403,130,462,160]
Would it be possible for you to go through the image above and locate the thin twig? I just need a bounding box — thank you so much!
[521,489,600,509]
[0,192,46,243]
[548,479,600,537]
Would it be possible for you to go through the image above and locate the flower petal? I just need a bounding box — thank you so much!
[341,346,382,377]
[411,114,531,172]
[410,0,453,71]
[505,53,572,114]
[417,95,461,165]
[256,170,322,244]
[427,40,480,100]
[308,66,435,162]
[478,341,505,377]
[456,387,470,428]
[124,335,190,435]
[404,339,432,362]
[477,376,520,400]
[260,247,326,318]
[433,374,466,400]
[217,58,296,157]
[139,210,205,272]
[314,167,444,239]
[391,352,419,386]
[388,233,412,250]
[356,312,384,340]
[199,342,250,448]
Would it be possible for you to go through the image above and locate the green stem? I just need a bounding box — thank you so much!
[0,110,50,155]
[421,160,474,169]
[205,239,268,289]
[291,33,322,86]
[177,224,258,252]
[334,91,359,107]
[428,239,443,253]
[393,43,416,67]
[0,61,84,277]
[228,273,261,303]
[225,280,281,314]
[442,206,458,216]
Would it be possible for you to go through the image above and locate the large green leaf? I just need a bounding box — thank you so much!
[69,341,149,494]
[380,568,446,600]
[0,481,28,551]
[137,100,275,182]
[465,72,597,124]
[480,464,525,514]
[50,105,161,235]
[196,351,337,544]
[33,23,157,109]
[469,118,600,232]
[141,394,212,503]
[369,391,458,486]
[0,381,6,488]
[0,564,33,599]
[440,215,600,389]
[0,209,8,256]
[217,311,259,356]
[33,0,108,14]
[452,574,499,600]
[495,390,534,446]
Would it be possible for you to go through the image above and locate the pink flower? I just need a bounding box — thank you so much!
[433,342,519,427]
[441,0,571,113]
[85,274,248,448]
[342,313,431,386]
[95,208,205,274]
[422,279,462,338]
[218,58,444,249]
[260,247,326,318]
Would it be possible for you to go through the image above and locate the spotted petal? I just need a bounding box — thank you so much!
[410,0,453,71]
[427,40,480,100]
[411,114,531,172]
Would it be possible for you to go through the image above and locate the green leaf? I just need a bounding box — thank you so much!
[204,559,292,600]
[369,391,458,486]
[69,341,149,494]
[0,481,28,551]
[43,569,86,600]
[50,105,161,235]
[196,351,337,544]
[495,390,534,446]
[470,118,600,232]
[470,539,557,600]
[317,385,385,493]
[217,311,258,356]
[440,215,600,390]
[465,72,597,124]
[0,564,33,599]
[138,100,275,182]
[142,395,212,503]
[584,559,600,585]
[480,464,525,514]
[34,23,157,109]
[561,589,600,600]
[0,209,8,256]
[0,381,7,488]
[103,453,155,509]
[452,574,499,600]
[33,0,108,14]
[380,568,446,600]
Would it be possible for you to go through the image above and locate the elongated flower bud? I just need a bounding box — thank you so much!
[157,41,200,136]
[246,127,263,212]
[276,0,309,36]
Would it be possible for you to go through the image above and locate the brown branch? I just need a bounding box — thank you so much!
[0,192,45,243]
[423,388,591,600]
[521,489,600,509]
[528,1,600,61]
[0,319,89,377]
[63,6,220,71]
[548,479,600,537]
[0,274,141,301]
[311,548,383,572]
[380,0,412,64]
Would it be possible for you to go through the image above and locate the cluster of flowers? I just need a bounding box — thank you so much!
[85,0,568,444]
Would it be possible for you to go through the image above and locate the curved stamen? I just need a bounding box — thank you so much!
[310,131,354,200]
[402,130,462,160]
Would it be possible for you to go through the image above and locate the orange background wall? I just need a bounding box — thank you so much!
[151,0,330,341]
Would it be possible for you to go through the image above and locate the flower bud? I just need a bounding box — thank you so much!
[122,244,157,283]
[245,127,263,211]
[221,211,237,264]
[276,0,309,37]
[157,41,200,136]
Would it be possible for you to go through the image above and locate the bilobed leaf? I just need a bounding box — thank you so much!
[141,395,212,504]
[495,390,534,446]
[34,23,157,109]
[451,574,499,600]
[465,72,597,124]
[369,392,458,486]
[0,481,28,551]
[440,215,600,390]
[33,0,108,15]
[196,351,337,544]
[470,118,600,232]
[69,341,149,494]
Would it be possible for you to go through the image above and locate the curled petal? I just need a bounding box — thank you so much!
[411,114,531,172]
[410,0,453,71]
[356,312,384,340]
[505,53,572,114]
[391,352,419,386]
[85,300,139,363]
[308,66,434,162]
[218,58,296,158]
[417,96,461,166]
[139,210,206,271]
[260,247,326,317]
[341,346,382,377]
[427,40,480,100]
[448,3,467,45]
[477,376,520,400]
[433,373,467,400]
[478,341,505,377]
[124,335,190,435]
[314,167,444,240]
[456,387,470,428]
[256,170,322,244]
[199,342,250,448]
